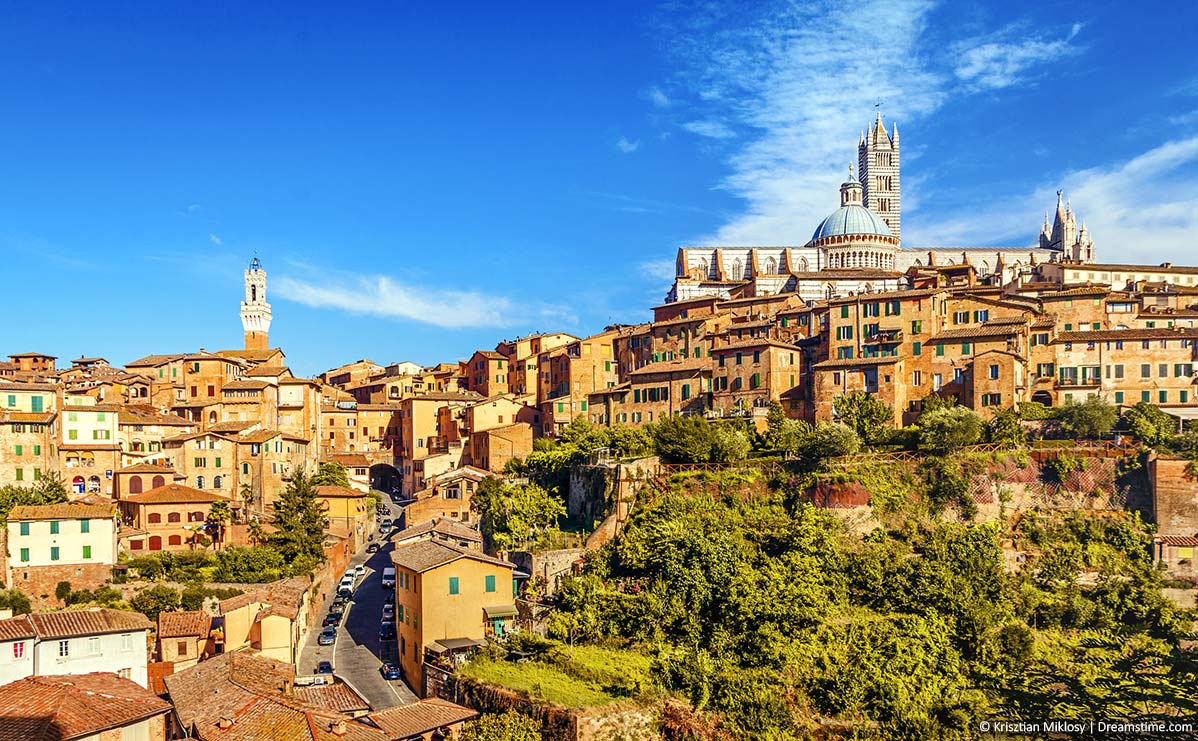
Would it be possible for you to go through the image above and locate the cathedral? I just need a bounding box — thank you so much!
[667,113,1094,303]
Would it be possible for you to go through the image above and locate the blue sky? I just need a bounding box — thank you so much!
[3,1,1196,377]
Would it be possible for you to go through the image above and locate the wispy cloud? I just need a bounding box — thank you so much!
[642,86,671,108]
[952,23,1082,91]
[681,119,736,140]
[615,136,640,153]
[639,259,677,283]
[209,233,222,246]
[274,270,569,329]
[658,3,1087,247]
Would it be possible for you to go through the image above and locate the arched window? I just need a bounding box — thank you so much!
[196,476,204,489]
[190,511,204,522]
[149,536,162,551]
[87,475,100,493]
[152,475,165,488]
[213,475,223,490]
[128,476,143,494]
[208,411,217,424]
[798,257,810,272]
[168,534,182,546]
[696,258,708,279]
[731,259,743,279]
[168,512,181,523]
[764,256,777,274]
[148,513,162,524]
[251,285,257,302]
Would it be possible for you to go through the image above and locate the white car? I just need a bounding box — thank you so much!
[382,603,394,620]
[354,564,366,577]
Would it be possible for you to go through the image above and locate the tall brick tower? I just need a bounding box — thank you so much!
[858,112,901,242]
[240,257,271,352]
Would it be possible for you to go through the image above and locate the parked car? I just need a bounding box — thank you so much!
[318,627,337,646]
[316,661,333,674]
[332,595,348,610]
[354,564,366,577]
[366,542,380,554]
[322,611,343,627]
[380,519,392,529]
[382,603,394,621]
[337,587,353,600]
[380,662,402,680]
[379,622,396,641]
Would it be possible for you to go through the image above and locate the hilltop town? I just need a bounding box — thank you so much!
[1,118,1197,740]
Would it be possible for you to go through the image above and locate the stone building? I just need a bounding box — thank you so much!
[4,503,119,604]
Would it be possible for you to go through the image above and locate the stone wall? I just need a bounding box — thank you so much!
[8,562,113,608]
[1149,455,1198,536]
[508,549,583,598]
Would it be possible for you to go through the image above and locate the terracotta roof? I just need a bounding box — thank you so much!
[472,350,506,360]
[0,411,56,424]
[713,338,801,352]
[368,698,478,737]
[0,381,58,390]
[390,539,514,573]
[291,683,370,714]
[826,288,943,305]
[215,348,284,362]
[930,325,1022,342]
[124,354,184,367]
[157,610,211,638]
[164,652,295,732]
[1055,328,1198,343]
[1067,262,1198,275]
[0,672,170,741]
[7,503,117,521]
[407,391,483,402]
[314,485,365,499]
[218,576,310,620]
[209,420,257,433]
[237,430,281,443]
[628,358,710,377]
[123,484,224,505]
[118,408,192,427]
[0,608,151,640]
[0,615,36,641]
[245,364,289,377]
[393,517,483,544]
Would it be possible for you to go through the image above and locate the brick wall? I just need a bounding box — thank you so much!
[8,562,114,607]
[1149,455,1198,536]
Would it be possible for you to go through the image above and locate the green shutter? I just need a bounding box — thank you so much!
[14,445,21,456]
[80,520,90,534]
[50,521,59,535]
[82,545,92,559]
[449,577,460,595]
[50,547,59,561]
[19,548,29,562]
[30,396,42,413]
[19,522,29,536]
[485,575,496,593]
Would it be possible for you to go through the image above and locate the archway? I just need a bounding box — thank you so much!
[370,463,402,495]
[152,475,165,488]
[72,476,85,495]
[128,476,143,494]
[87,475,100,493]
[1031,391,1053,406]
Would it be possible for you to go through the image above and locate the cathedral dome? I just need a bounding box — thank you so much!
[811,204,893,241]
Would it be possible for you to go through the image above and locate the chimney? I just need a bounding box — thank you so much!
[217,717,235,729]
[330,720,348,737]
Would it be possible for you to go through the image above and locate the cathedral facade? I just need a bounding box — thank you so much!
[667,114,1091,303]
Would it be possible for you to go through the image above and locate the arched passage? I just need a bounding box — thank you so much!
[370,463,402,495]
[1031,391,1054,406]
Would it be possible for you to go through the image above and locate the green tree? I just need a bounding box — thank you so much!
[921,392,958,414]
[709,423,751,462]
[459,710,541,741]
[794,423,861,466]
[269,471,328,570]
[55,581,72,602]
[987,408,1026,448]
[130,584,180,621]
[918,406,983,453]
[1055,396,1117,439]
[833,391,894,444]
[214,546,286,582]
[207,499,232,524]
[1124,402,1176,446]
[312,461,351,488]
[0,473,69,522]
[473,478,565,551]
[650,415,717,463]
[0,588,32,615]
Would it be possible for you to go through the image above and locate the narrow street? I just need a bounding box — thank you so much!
[297,497,418,709]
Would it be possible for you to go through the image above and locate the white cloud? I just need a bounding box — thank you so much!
[681,120,736,140]
[907,137,1198,265]
[952,24,1082,91]
[209,233,222,246]
[273,272,566,329]
[643,86,671,108]
[639,259,677,282]
[615,136,640,153]
[187,204,202,213]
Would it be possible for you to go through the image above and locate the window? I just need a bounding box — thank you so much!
[912,371,923,386]
[1160,364,1169,378]
[933,374,943,391]
[911,320,922,334]
[1160,390,1169,404]
[912,342,922,356]
[448,577,460,595]
[14,444,21,456]
[19,548,29,562]
[1141,363,1151,378]
[19,522,29,536]
[840,306,849,318]
[88,637,101,655]
[50,547,59,561]
[974,310,989,322]
[1142,391,1151,402]
[836,326,853,340]
[982,393,1002,406]
[961,343,972,356]
[58,640,70,658]
[935,344,944,357]
[12,642,24,660]
[953,311,969,324]
[82,545,92,559]
[50,520,59,535]
[1115,391,1124,404]
[485,575,496,593]
[80,519,90,534]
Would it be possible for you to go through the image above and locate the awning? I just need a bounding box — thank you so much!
[483,605,519,619]
[428,637,486,653]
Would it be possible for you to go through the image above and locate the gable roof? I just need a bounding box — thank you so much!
[158,610,211,639]
[123,484,224,505]
[7,503,117,522]
[367,699,478,738]
[390,539,513,574]
[0,673,170,741]
[393,517,483,545]
[0,608,151,641]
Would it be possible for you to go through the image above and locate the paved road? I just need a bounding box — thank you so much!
[298,497,418,709]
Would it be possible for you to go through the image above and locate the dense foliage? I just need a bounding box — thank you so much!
[269,471,329,573]
[459,710,542,741]
[473,478,567,551]
[0,472,68,522]
[311,461,352,488]
[545,476,1196,739]
[832,391,893,445]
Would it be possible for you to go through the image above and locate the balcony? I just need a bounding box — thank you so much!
[1056,377,1101,388]
[862,328,903,345]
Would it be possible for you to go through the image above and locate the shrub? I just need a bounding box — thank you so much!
[918,407,983,453]
[1056,396,1117,439]
[833,391,894,444]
